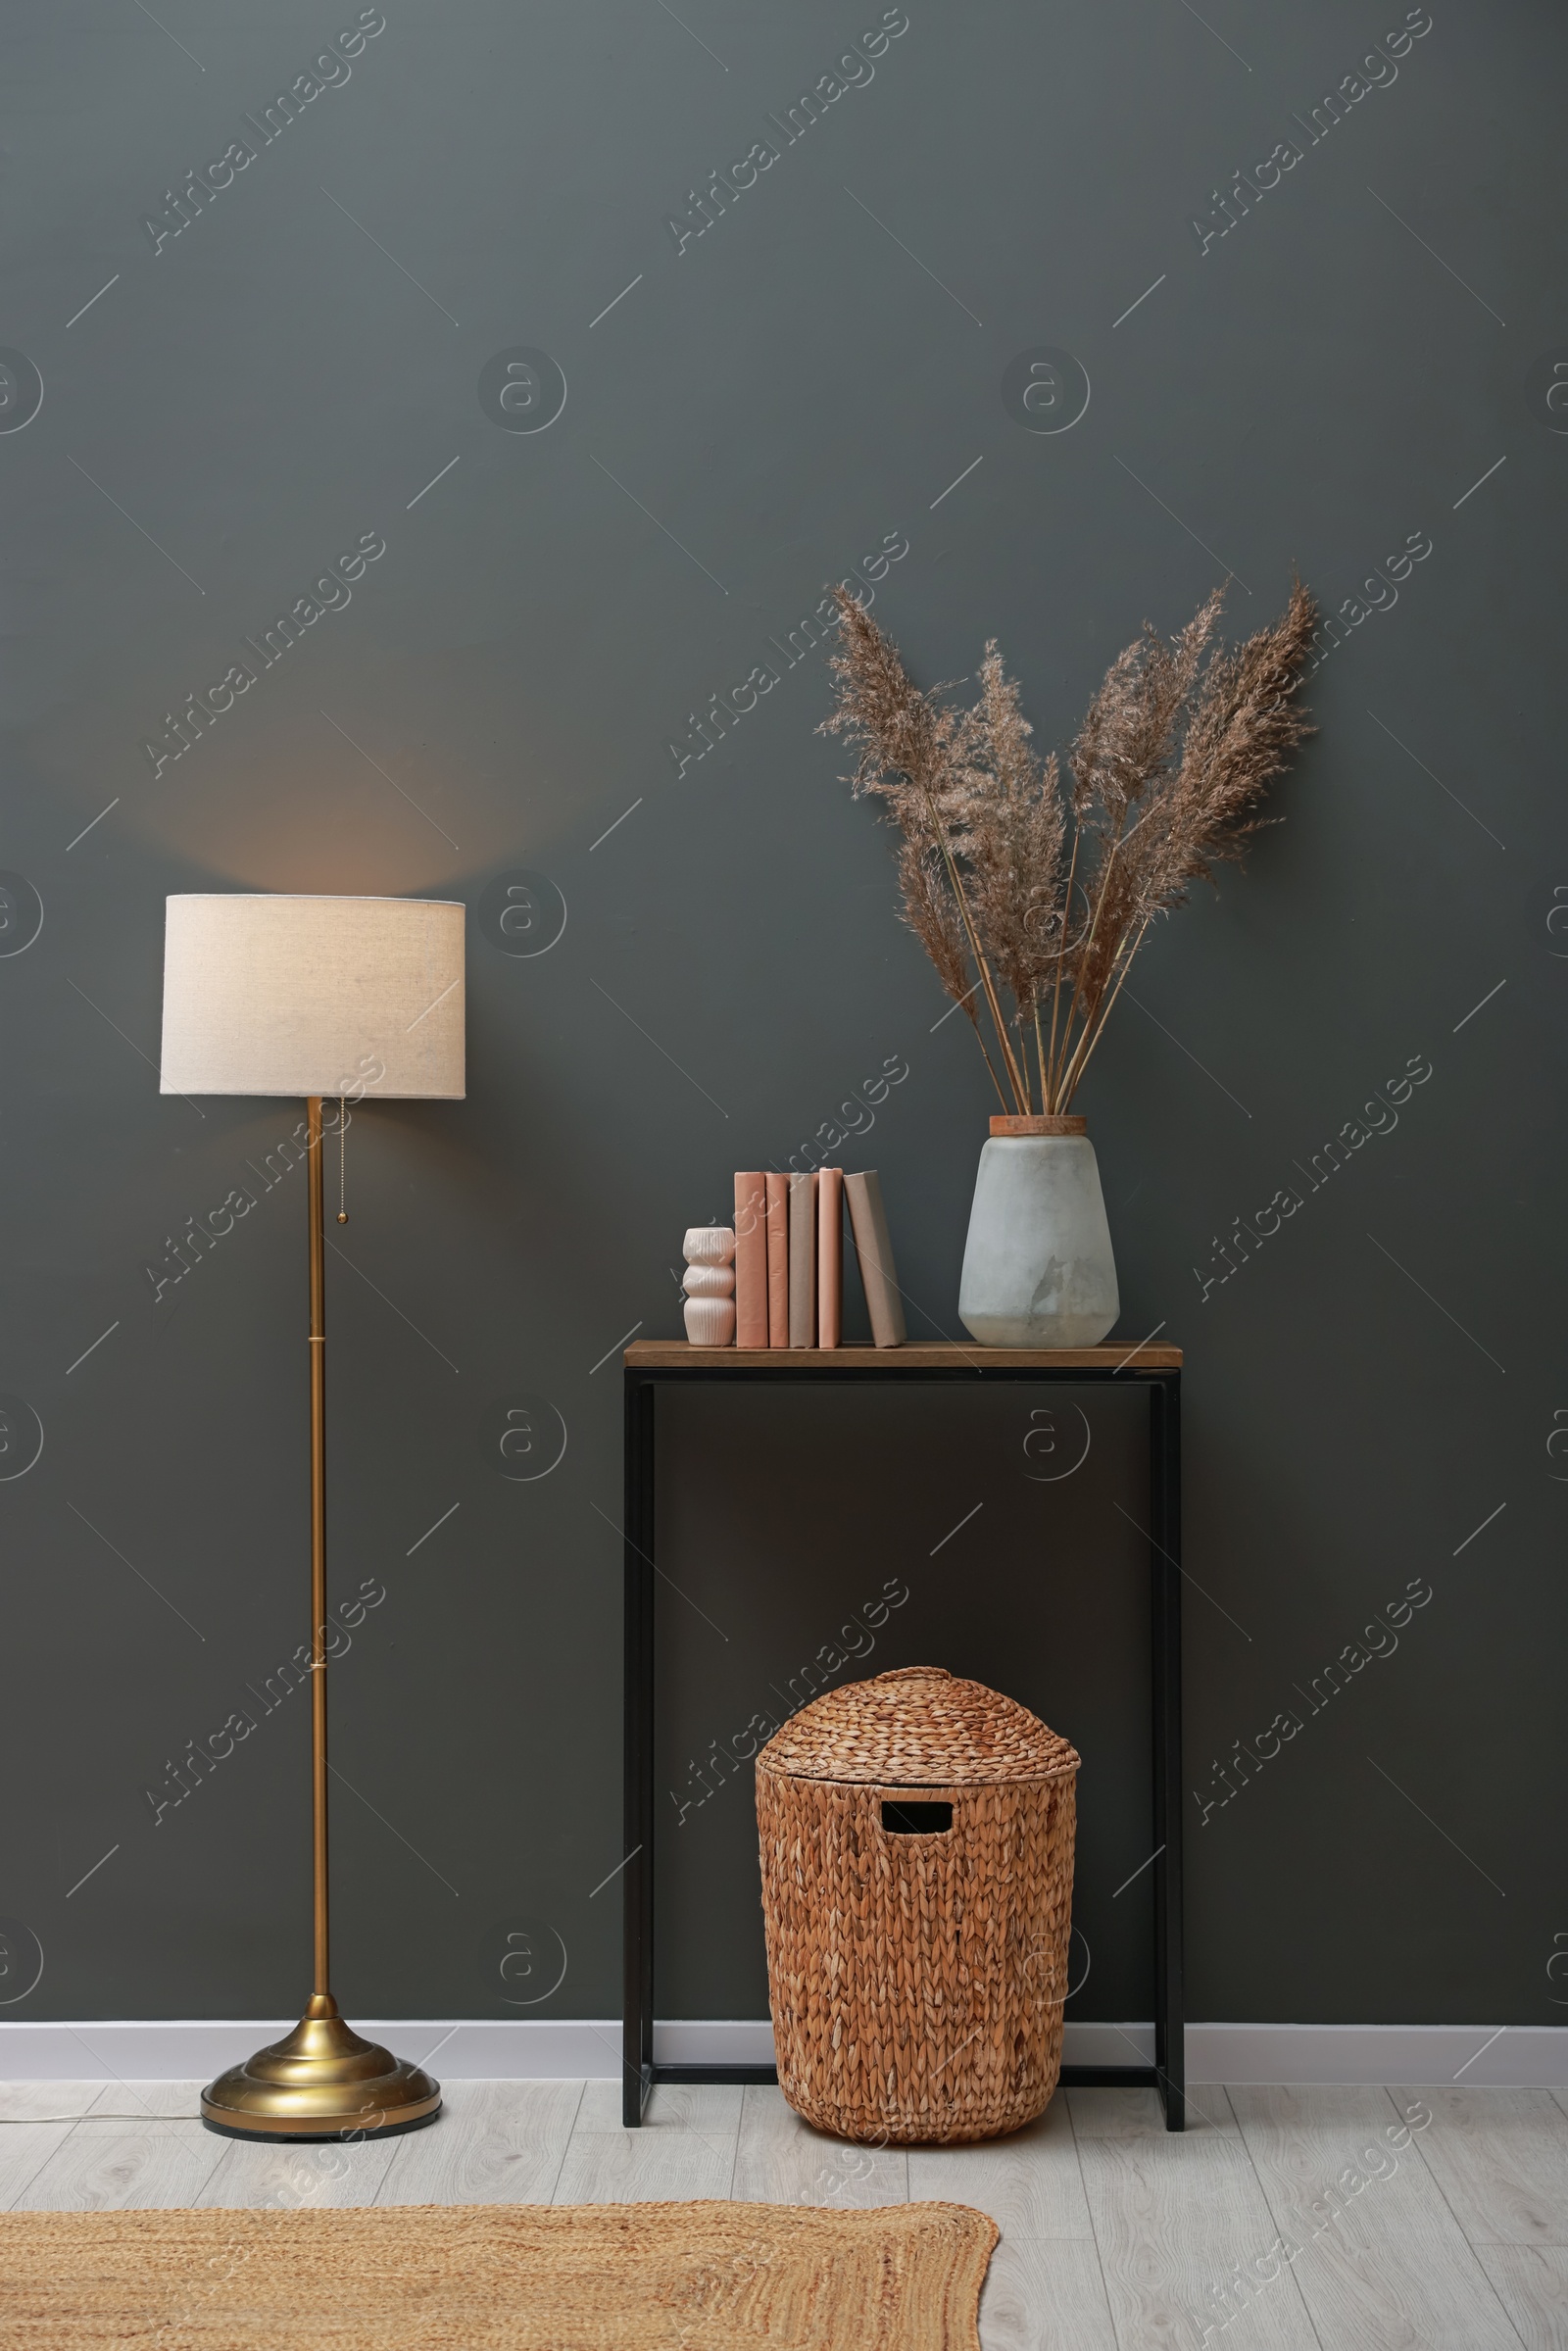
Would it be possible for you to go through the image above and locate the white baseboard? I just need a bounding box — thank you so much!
[0,2019,619,2083]
[1187,2023,1568,2088]
[649,2021,1157,2069]
[1,2018,1562,2087]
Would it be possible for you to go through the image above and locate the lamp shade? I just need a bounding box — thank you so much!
[160,895,465,1100]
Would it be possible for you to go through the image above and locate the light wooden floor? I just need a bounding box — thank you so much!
[4,2077,1566,2346]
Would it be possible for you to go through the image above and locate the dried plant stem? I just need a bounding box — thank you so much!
[1053,799,1165,1100]
[1055,965,1104,1102]
[1045,827,1082,1108]
[927,789,1030,1110]
[1055,913,1152,1103]
[1011,1014,1036,1114]
[1050,817,1126,1103]
[1050,796,1161,1102]
[967,1007,1011,1112]
[1032,997,1049,1112]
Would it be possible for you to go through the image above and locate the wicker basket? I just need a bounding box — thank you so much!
[756,1666,1080,2145]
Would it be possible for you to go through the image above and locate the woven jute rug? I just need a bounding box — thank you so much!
[0,2199,999,2348]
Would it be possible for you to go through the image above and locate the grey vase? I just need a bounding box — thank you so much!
[957,1117,1119,1347]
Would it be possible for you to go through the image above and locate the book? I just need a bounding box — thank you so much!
[733,1172,768,1348]
[844,1170,906,1348]
[788,1172,817,1347]
[816,1168,844,1347]
[765,1172,789,1347]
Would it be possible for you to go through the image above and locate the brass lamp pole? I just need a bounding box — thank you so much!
[158,895,464,2143]
[199,1098,438,2138]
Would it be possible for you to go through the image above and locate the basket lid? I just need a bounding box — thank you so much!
[757,1666,1080,1786]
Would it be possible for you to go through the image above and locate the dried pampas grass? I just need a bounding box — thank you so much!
[820,579,1317,1113]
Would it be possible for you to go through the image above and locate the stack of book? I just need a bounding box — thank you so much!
[730,1169,906,1349]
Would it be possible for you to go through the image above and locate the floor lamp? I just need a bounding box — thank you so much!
[159,893,465,2141]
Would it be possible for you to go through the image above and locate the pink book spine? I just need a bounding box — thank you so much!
[788,1172,817,1347]
[765,1172,789,1347]
[734,1172,768,1348]
[816,1168,843,1347]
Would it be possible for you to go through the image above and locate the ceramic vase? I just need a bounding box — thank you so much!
[682,1225,736,1345]
[957,1115,1118,1347]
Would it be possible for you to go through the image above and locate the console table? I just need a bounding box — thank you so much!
[622,1340,1185,2130]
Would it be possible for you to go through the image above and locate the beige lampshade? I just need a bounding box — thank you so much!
[160,895,466,1099]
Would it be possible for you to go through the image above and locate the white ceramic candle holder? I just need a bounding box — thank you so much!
[683,1224,736,1344]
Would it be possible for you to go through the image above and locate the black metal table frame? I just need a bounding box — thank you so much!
[623,1356,1185,2131]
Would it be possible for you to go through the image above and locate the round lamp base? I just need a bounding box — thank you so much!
[199,1993,442,2142]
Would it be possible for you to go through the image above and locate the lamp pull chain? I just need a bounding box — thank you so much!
[336,1097,348,1225]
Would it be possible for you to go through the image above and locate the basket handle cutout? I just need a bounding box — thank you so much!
[880,1799,954,1835]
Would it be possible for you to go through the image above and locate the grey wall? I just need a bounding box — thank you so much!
[2,0,1563,2034]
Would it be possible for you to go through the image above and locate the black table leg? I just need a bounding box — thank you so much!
[1150,1371,1186,2130]
[622,1371,656,2125]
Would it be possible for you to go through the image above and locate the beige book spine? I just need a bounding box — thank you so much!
[816,1168,844,1348]
[844,1169,906,1348]
[788,1172,817,1347]
[765,1171,789,1347]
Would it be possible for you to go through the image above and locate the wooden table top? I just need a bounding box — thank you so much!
[624,1340,1183,1370]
